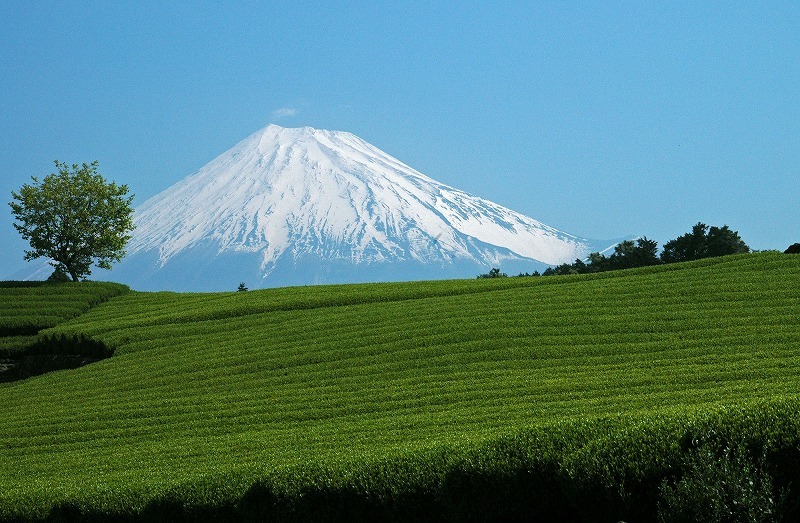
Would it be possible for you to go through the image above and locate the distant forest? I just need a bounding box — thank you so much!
[480,223,797,279]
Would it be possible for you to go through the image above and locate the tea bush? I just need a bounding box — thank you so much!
[1,253,799,520]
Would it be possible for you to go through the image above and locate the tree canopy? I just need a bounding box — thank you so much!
[9,161,135,282]
[661,223,749,263]
[608,237,660,270]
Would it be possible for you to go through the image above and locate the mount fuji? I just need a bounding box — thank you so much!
[23,125,615,291]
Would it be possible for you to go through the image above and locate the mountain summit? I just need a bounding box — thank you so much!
[94,124,607,290]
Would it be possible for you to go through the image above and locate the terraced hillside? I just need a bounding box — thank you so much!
[0,281,129,379]
[2,253,800,521]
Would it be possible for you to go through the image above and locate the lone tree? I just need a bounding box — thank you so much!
[9,161,135,282]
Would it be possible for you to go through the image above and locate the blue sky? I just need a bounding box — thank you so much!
[2,1,798,277]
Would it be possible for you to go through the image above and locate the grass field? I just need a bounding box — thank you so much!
[1,253,800,521]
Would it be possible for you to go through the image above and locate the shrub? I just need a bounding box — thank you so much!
[477,268,507,278]
[658,444,783,522]
[46,266,72,282]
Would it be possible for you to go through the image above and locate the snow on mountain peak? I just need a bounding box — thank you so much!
[117,124,601,289]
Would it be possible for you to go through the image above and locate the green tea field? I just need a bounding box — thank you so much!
[2,253,800,521]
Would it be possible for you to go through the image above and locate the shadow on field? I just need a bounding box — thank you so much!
[37,451,800,523]
[34,433,800,523]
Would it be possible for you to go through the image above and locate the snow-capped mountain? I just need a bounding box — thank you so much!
[41,125,613,290]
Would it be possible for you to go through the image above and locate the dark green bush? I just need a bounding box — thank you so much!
[658,445,781,523]
[476,268,507,278]
[46,266,72,283]
[34,332,113,358]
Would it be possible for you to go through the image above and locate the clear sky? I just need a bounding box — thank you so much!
[2,1,798,278]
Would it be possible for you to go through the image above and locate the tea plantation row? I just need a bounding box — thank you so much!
[1,253,799,521]
[0,282,128,360]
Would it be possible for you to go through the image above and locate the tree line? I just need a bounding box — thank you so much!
[479,223,754,278]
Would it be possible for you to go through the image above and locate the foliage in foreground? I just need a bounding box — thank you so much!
[0,253,799,520]
[6,400,800,522]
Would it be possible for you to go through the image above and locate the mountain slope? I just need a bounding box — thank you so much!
[27,125,614,290]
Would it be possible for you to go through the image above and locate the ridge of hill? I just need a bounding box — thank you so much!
[1,252,799,520]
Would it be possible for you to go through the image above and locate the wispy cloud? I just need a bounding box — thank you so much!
[270,107,297,120]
